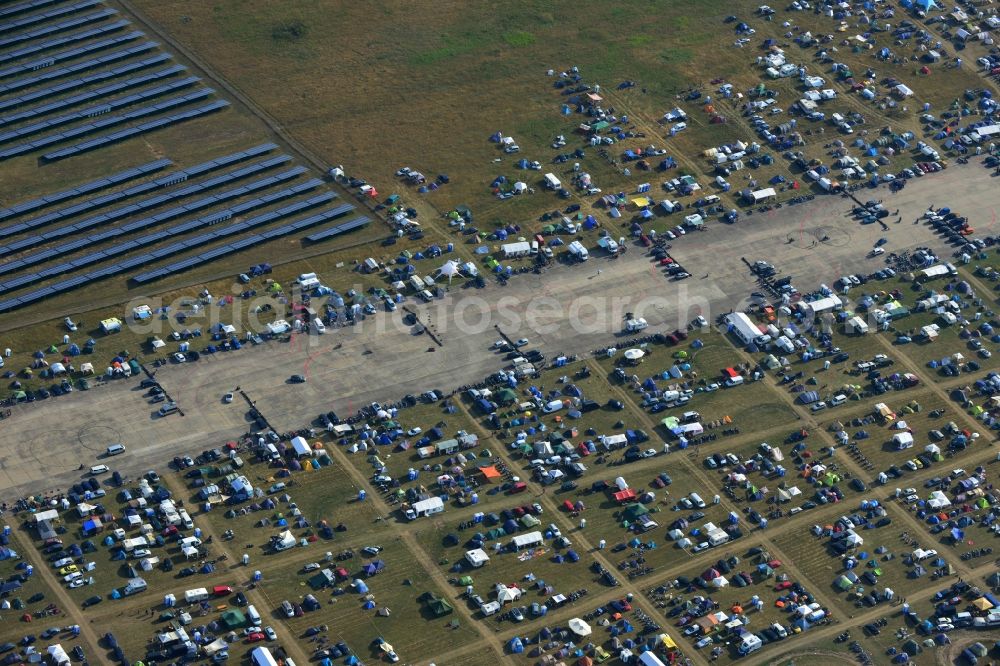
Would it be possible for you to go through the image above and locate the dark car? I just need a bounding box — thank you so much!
[289,374,306,383]
[850,478,867,492]
[82,595,102,608]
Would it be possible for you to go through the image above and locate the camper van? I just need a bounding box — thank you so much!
[246,604,261,625]
[543,173,562,190]
[568,241,589,261]
[312,318,326,335]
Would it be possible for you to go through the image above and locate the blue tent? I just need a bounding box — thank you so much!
[352,579,369,594]
[509,637,524,653]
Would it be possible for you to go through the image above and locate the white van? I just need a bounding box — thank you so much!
[265,444,280,461]
[90,464,110,475]
[689,492,706,508]
[106,443,126,456]
[158,402,178,416]
[312,318,326,335]
[246,604,261,625]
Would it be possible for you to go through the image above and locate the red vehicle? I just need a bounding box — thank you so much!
[774,581,793,591]
[508,482,528,494]
[213,585,233,597]
[162,525,178,538]
[246,633,266,643]
[562,500,576,512]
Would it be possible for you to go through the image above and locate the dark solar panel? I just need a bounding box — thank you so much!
[305,215,371,242]
[0,157,170,225]
[0,65,186,128]
[0,19,130,65]
[0,76,198,144]
[0,8,117,49]
[0,0,63,20]
[40,99,229,162]
[0,53,171,112]
[0,88,213,159]
[0,0,100,35]
[0,30,144,80]
[0,41,159,95]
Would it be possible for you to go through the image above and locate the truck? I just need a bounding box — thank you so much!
[624,318,648,333]
[567,241,589,261]
[598,236,619,254]
[403,496,445,520]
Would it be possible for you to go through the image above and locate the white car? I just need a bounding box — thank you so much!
[810,402,827,412]
[641,449,657,458]
[302,562,321,573]
[514,338,529,348]
[870,247,885,257]
[406,427,422,436]
[132,549,151,559]
[63,572,82,583]
[53,557,73,568]
[691,542,710,553]
[223,393,234,403]
[173,353,186,363]
[263,626,277,641]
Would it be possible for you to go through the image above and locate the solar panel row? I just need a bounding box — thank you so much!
[0,0,99,34]
[0,153,290,249]
[0,7,115,49]
[304,215,371,242]
[0,0,63,20]
[0,75,198,143]
[132,199,351,284]
[0,40,158,95]
[0,180,325,288]
[0,87,213,159]
[41,99,229,162]
[0,29,143,80]
[0,19,129,65]
[0,158,168,225]
[0,64,185,128]
[0,195,348,311]
[0,52,169,112]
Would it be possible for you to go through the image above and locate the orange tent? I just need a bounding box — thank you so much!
[478,466,502,483]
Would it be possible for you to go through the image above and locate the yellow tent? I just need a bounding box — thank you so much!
[971,596,991,610]
[631,197,651,208]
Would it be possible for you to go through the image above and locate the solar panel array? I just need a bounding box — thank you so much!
[0,157,169,223]
[305,215,371,242]
[0,18,128,65]
[0,41,158,95]
[0,152,289,250]
[0,64,185,128]
[0,143,275,230]
[0,0,99,34]
[0,196,354,312]
[0,0,63,20]
[0,165,307,271]
[0,179,325,292]
[42,99,229,162]
[0,53,170,112]
[0,8,116,49]
[132,201,356,284]
[0,75,198,143]
[0,87,213,159]
[0,29,142,80]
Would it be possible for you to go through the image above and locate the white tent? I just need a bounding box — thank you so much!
[711,576,729,588]
[623,349,645,361]
[438,260,461,282]
[513,181,527,193]
[496,584,522,603]
[568,617,592,637]
[50,362,66,374]
[80,362,94,374]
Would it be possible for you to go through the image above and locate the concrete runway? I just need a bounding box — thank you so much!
[0,163,995,500]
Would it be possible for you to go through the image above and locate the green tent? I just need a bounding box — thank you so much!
[221,609,246,628]
[458,575,473,586]
[623,503,649,521]
[497,389,518,404]
[834,575,852,591]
